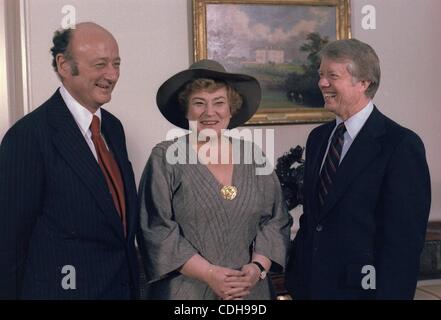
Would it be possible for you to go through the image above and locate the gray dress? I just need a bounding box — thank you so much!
[137,137,291,299]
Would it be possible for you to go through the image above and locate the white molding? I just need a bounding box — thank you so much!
[0,0,30,136]
[19,0,30,114]
[0,0,10,138]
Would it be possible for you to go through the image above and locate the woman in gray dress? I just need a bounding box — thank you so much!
[138,60,291,300]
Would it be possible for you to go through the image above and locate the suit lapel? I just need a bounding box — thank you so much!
[101,112,136,239]
[309,121,335,222]
[47,90,125,239]
[310,121,335,197]
[318,107,386,220]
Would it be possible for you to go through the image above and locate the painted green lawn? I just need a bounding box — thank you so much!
[260,89,322,109]
[261,89,302,109]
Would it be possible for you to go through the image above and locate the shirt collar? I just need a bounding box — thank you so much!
[59,85,102,137]
[336,101,374,140]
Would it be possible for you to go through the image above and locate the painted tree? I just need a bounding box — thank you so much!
[285,32,329,107]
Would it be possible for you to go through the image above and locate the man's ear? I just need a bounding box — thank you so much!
[56,53,71,78]
[360,80,371,92]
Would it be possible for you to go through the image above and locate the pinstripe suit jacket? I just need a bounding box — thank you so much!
[0,89,139,299]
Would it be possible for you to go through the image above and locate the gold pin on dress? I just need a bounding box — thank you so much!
[220,185,238,200]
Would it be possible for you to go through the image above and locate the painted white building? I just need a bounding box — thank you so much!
[255,49,284,64]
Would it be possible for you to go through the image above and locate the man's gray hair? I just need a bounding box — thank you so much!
[319,38,381,98]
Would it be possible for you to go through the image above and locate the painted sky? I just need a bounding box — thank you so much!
[207,4,336,61]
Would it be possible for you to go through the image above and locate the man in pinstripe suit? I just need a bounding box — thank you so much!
[0,22,139,299]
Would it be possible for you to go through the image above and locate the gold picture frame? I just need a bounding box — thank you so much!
[193,0,351,125]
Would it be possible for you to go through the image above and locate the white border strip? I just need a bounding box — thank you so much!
[19,0,30,114]
[0,0,10,138]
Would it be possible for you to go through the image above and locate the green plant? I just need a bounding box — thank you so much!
[275,145,305,210]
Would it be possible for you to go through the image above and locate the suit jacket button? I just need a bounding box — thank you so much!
[316,224,323,232]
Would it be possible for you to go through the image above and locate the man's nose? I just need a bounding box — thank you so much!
[104,64,119,82]
[318,76,329,88]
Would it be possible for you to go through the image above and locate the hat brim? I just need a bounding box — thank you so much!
[156,68,261,129]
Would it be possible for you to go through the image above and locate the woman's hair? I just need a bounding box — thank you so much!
[178,78,243,115]
[319,39,381,98]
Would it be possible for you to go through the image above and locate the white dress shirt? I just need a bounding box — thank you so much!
[59,85,102,161]
[320,101,374,171]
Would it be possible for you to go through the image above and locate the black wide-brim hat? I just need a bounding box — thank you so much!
[156,59,261,129]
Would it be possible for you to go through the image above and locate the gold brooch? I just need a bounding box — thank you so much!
[220,185,238,200]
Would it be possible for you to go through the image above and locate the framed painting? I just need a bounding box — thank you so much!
[193,0,351,125]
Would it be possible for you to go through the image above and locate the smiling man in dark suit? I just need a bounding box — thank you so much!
[285,39,431,299]
[0,22,139,299]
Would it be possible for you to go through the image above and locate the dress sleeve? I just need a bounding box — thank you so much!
[254,169,293,273]
[137,143,198,282]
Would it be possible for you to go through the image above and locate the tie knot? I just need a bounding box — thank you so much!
[335,122,346,137]
[90,115,101,138]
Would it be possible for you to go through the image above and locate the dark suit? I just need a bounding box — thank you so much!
[0,89,139,299]
[286,107,431,299]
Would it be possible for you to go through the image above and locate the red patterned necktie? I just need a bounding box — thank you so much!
[90,115,127,236]
[318,122,346,206]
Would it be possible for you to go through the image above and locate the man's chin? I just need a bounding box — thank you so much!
[323,103,333,111]
[95,95,112,106]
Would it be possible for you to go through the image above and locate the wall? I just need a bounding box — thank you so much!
[5,0,441,220]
